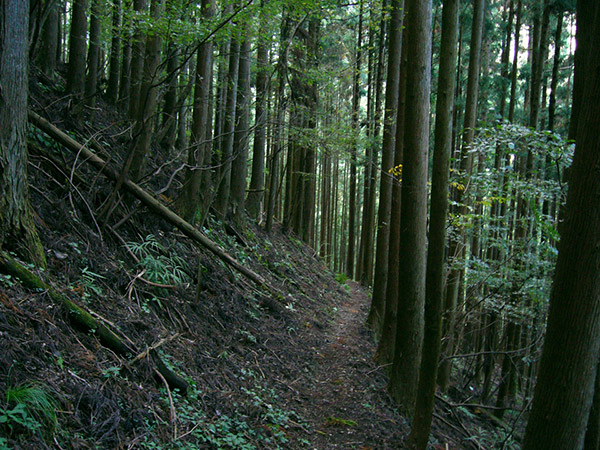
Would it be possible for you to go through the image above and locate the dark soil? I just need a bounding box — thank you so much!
[0,68,514,449]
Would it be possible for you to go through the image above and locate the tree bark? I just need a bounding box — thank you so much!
[438,0,486,392]
[407,0,459,445]
[508,0,522,123]
[366,0,404,335]
[375,17,408,368]
[84,0,102,108]
[523,3,600,447]
[229,37,252,224]
[0,0,46,268]
[127,0,163,182]
[498,0,514,120]
[117,0,132,112]
[37,0,59,78]
[106,0,122,104]
[346,0,363,277]
[65,0,88,101]
[159,42,180,153]
[247,1,270,220]
[177,0,215,224]
[266,17,290,233]
[214,35,240,217]
[547,11,563,132]
[388,0,432,414]
[128,0,148,120]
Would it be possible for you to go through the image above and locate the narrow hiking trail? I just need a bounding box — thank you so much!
[289,281,408,449]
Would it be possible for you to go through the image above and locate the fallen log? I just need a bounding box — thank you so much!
[29,111,276,295]
[0,250,188,394]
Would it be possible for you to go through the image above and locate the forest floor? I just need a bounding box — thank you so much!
[0,70,517,449]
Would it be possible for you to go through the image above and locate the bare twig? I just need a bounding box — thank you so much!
[154,368,178,439]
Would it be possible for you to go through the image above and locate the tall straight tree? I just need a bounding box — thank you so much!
[84,0,102,108]
[367,0,404,335]
[229,37,252,224]
[214,31,241,217]
[127,0,163,182]
[0,0,46,267]
[547,10,564,131]
[508,0,522,123]
[265,16,290,233]
[438,0,486,392]
[346,0,363,277]
[408,0,459,445]
[246,0,271,220]
[37,0,59,78]
[523,2,600,447]
[375,16,408,368]
[529,0,551,129]
[106,0,122,104]
[65,0,88,101]
[388,0,432,414]
[128,0,149,119]
[177,0,215,224]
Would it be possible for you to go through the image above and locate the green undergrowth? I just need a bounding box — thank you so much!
[0,382,58,448]
[141,369,310,450]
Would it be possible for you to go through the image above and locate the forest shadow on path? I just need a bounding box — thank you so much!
[289,280,408,449]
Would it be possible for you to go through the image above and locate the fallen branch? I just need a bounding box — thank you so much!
[29,111,278,296]
[0,250,188,394]
[130,334,181,365]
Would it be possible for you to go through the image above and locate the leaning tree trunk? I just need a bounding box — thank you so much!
[0,0,46,268]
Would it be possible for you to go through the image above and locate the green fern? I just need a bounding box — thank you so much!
[126,234,191,286]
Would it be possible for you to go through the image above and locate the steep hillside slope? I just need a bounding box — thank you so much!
[0,70,513,450]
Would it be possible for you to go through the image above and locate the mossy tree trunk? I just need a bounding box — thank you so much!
[0,0,46,268]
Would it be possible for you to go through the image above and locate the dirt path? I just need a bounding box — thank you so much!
[291,281,407,449]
